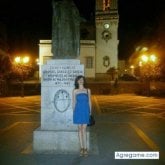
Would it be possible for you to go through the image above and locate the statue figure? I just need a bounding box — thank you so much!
[52,0,80,59]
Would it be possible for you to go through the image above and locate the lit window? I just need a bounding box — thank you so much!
[86,57,93,68]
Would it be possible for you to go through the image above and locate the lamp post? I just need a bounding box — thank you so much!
[14,56,30,97]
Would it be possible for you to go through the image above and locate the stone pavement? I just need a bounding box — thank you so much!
[0,94,165,165]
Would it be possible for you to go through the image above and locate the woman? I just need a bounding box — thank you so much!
[72,75,92,156]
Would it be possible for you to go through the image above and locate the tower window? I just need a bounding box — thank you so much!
[103,0,110,11]
[86,57,93,68]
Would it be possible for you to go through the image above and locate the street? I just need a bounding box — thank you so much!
[0,94,165,165]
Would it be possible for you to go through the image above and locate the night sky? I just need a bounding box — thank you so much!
[118,0,164,59]
[0,0,164,59]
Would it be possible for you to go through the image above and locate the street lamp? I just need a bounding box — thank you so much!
[150,54,157,62]
[14,56,30,64]
[141,54,157,63]
[14,56,30,97]
[141,55,148,63]
[139,54,157,77]
[140,54,157,96]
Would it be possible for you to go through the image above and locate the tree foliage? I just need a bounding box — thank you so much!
[0,53,12,79]
[140,61,161,80]
[10,63,35,81]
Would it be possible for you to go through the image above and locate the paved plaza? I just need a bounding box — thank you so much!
[0,94,165,165]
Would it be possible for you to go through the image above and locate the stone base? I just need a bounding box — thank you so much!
[33,127,90,154]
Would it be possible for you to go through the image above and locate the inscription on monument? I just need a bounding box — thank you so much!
[42,65,83,86]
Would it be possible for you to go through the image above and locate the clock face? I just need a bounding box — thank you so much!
[104,23,110,29]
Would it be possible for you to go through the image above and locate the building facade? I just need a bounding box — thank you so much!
[95,0,119,76]
[39,0,119,78]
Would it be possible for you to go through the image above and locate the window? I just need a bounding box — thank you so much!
[86,57,93,68]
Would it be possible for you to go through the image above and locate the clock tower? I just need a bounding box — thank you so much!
[95,0,119,75]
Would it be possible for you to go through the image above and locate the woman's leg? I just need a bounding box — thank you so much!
[82,124,88,156]
[78,125,83,148]
[83,124,88,156]
[78,124,88,156]
[82,124,87,149]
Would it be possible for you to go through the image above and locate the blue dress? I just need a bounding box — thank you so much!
[73,93,90,124]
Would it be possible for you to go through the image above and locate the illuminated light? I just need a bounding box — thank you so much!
[130,65,134,69]
[139,61,142,67]
[141,55,148,62]
[141,47,148,52]
[23,56,30,63]
[15,56,21,63]
[136,46,140,52]
[150,54,156,62]
[14,56,30,64]
[36,58,40,65]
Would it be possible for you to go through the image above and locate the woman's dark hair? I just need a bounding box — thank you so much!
[74,75,87,89]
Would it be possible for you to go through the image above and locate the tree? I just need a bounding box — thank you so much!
[10,57,35,97]
[140,60,161,81]
[0,50,12,79]
[11,62,34,81]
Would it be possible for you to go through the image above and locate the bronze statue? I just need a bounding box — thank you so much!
[52,0,80,59]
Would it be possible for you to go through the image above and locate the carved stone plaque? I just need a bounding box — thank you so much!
[54,89,71,113]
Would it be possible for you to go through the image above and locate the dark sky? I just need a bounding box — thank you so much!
[118,0,164,59]
[0,0,164,59]
[0,0,95,56]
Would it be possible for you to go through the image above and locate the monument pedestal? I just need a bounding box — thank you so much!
[33,128,90,154]
[33,60,89,153]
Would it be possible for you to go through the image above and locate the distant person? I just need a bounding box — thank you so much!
[72,75,92,156]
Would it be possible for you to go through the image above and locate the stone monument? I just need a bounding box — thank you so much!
[33,0,91,154]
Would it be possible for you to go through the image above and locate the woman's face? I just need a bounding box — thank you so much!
[78,77,84,86]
